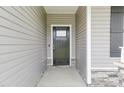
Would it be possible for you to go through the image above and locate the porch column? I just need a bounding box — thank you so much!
[86,6,92,84]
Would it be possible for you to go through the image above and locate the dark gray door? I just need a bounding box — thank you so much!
[53,27,70,66]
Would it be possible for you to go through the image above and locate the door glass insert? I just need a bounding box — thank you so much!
[56,30,66,37]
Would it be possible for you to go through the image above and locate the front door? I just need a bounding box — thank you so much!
[53,27,70,66]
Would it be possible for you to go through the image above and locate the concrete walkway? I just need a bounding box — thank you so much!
[37,66,86,87]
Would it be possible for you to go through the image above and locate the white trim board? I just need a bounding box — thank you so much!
[86,6,91,84]
[51,24,72,66]
[91,67,118,71]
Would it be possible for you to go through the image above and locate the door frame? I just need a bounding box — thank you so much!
[51,24,72,66]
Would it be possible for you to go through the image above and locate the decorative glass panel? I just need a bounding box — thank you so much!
[56,30,66,37]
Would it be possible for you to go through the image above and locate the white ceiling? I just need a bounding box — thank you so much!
[44,6,79,14]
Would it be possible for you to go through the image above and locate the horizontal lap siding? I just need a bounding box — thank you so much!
[0,6,47,86]
[91,7,119,69]
[76,7,87,81]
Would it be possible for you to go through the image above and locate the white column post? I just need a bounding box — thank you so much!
[86,6,91,84]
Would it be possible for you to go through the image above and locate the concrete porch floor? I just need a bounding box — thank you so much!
[37,66,86,87]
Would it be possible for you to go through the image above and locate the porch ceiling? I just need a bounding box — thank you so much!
[44,6,79,14]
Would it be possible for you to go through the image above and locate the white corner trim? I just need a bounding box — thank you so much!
[51,25,53,66]
[51,24,72,66]
[86,6,91,84]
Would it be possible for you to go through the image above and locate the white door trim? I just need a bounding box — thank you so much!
[86,6,91,84]
[51,24,72,66]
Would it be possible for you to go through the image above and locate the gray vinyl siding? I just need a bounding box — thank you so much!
[47,14,76,66]
[91,6,120,69]
[76,7,87,81]
[0,6,47,86]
